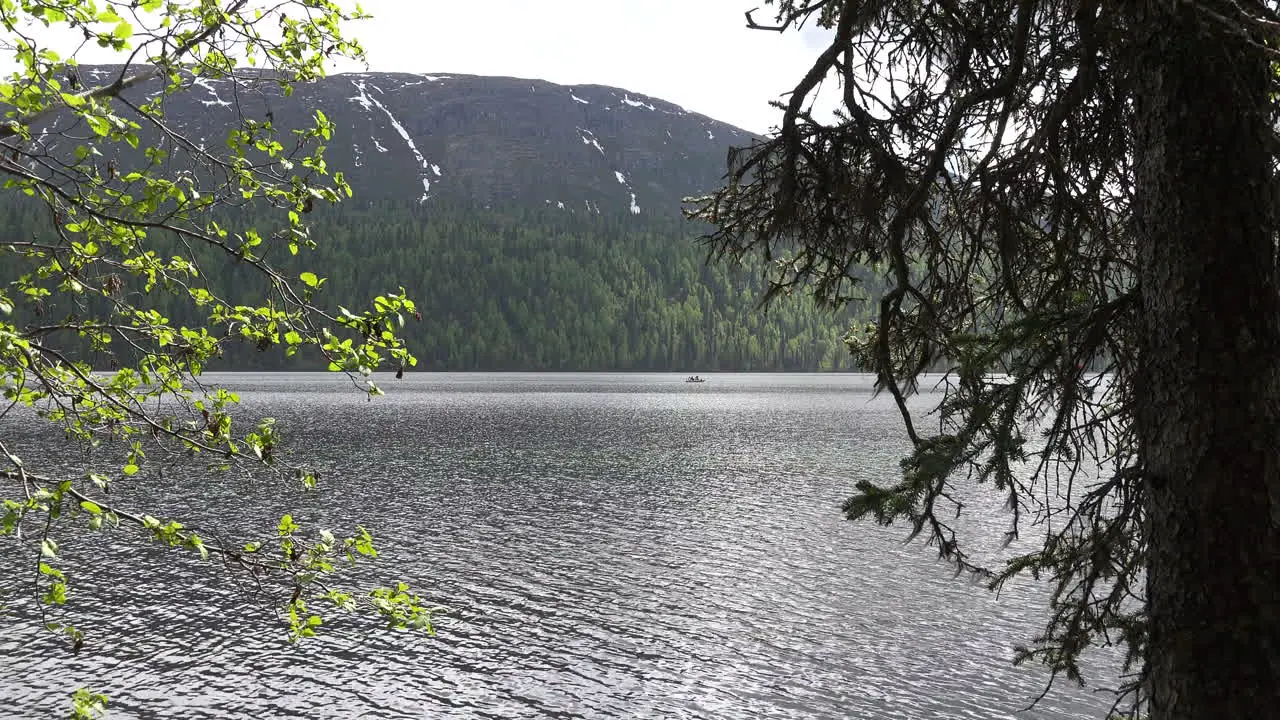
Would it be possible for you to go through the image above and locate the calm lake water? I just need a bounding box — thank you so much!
[0,373,1119,719]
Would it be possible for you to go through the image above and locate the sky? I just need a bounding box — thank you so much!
[345,0,836,134]
[18,0,836,135]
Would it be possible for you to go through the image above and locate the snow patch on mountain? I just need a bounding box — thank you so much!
[621,94,656,111]
[33,127,55,157]
[577,128,605,155]
[570,91,590,105]
[348,80,374,112]
[192,76,231,107]
[353,78,439,203]
[611,171,641,214]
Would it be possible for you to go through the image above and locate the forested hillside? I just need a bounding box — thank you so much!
[2,69,882,372]
[0,197,880,372]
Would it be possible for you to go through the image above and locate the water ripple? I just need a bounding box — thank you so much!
[0,373,1118,718]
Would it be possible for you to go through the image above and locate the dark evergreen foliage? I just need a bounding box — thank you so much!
[1,197,876,372]
[691,1,1280,718]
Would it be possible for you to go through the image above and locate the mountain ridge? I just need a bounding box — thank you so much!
[66,65,760,218]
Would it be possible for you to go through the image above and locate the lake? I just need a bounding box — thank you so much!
[0,373,1119,719]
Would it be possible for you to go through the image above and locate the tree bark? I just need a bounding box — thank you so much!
[1131,1,1280,717]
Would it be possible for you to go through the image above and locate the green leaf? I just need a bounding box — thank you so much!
[122,464,139,476]
[85,115,110,137]
[277,514,299,536]
[70,687,108,720]
[300,271,319,288]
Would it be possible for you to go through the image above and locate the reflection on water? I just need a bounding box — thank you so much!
[0,373,1116,719]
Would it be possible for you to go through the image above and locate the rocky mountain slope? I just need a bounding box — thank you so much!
[72,65,757,217]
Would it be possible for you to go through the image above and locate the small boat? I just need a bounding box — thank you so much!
[685,375,706,383]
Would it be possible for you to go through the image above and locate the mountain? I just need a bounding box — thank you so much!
[5,67,874,372]
[71,66,757,217]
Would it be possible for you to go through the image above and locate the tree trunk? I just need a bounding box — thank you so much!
[1131,2,1280,717]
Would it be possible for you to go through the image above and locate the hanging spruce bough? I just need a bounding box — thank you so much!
[689,1,1280,719]
[0,0,433,699]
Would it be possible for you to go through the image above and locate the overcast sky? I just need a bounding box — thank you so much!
[20,1,835,134]
[344,0,834,133]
